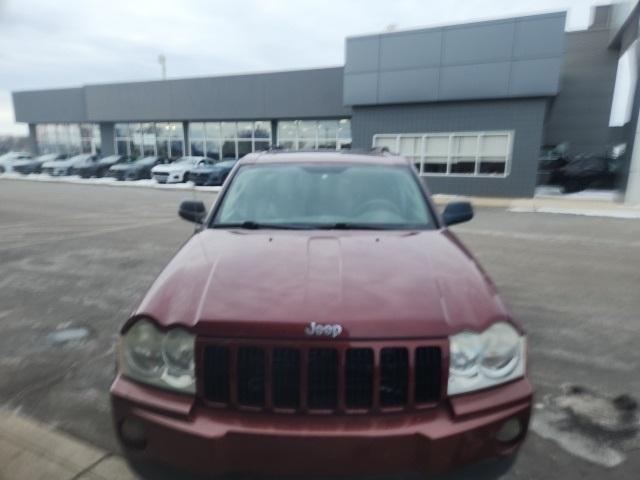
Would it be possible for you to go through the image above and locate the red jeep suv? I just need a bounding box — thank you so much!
[111,151,532,478]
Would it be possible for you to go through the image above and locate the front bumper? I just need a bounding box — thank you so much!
[111,375,532,477]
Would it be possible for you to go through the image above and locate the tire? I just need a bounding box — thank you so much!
[562,178,584,194]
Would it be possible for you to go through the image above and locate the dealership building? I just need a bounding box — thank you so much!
[11,2,640,199]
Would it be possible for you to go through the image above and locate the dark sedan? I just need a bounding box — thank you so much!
[188,159,237,186]
[107,156,167,181]
[72,155,128,178]
[13,153,67,174]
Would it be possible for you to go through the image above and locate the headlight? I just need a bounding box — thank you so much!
[119,318,195,394]
[448,322,525,396]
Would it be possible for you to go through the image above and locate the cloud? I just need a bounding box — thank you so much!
[0,0,612,135]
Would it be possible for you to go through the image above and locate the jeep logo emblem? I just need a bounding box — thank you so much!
[305,322,343,338]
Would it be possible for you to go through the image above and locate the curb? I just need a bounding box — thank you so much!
[0,408,135,480]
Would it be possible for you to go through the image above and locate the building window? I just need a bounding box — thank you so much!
[372,131,512,177]
[188,121,272,160]
[277,119,351,150]
[114,122,184,159]
[36,123,100,155]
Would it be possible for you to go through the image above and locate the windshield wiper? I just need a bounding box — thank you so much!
[316,222,407,230]
[212,221,310,230]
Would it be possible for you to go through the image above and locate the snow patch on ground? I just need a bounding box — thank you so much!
[509,206,640,219]
[0,172,222,193]
[535,186,622,202]
[531,385,639,468]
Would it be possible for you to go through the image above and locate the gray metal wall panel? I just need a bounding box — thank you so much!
[513,15,566,57]
[509,58,564,95]
[439,62,511,100]
[344,12,566,106]
[350,99,547,197]
[344,37,379,73]
[13,88,87,123]
[442,21,515,65]
[379,30,442,70]
[544,28,622,154]
[378,68,439,103]
[14,68,350,124]
[343,73,378,105]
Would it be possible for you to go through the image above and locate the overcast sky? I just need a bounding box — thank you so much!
[0,0,612,135]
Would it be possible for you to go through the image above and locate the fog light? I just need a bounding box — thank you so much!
[119,417,147,449]
[495,418,522,443]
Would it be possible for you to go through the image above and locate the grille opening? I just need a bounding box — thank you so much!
[345,348,374,408]
[272,348,301,408]
[415,346,442,403]
[380,347,409,406]
[307,348,338,409]
[203,342,441,413]
[203,346,230,403]
[237,347,265,406]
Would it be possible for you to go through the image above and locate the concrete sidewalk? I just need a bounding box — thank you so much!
[0,409,136,480]
[432,193,640,218]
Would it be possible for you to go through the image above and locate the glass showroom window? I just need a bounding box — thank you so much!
[115,122,184,159]
[188,121,272,160]
[79,124,100,154]
[36,123,99,155]
[372,131,512,176]
[156,123,184,159]
[276,119,351,150]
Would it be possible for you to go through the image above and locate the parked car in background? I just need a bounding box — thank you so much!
[150,156,212,183]
[72,154,127,178]
[107,156,167,181]
[537,143,625,193]
[12,153,67,174]
[188,159,237,186]
[0,151,33,173]
[41,153,97,176]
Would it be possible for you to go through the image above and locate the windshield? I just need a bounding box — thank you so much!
[212,163,434,230]
[175,157,201,164]
[36,154,58,162]
[216,160,236,168]
[135,156,156,164]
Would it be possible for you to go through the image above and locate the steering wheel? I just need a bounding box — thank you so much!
[354,198,402,216]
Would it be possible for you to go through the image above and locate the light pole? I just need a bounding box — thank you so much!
[158,54,167,80]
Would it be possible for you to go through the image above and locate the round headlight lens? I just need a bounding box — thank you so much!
[123,320,164,378]
[450,332,483,377]
[479,323,521,378]
[162,329,195,374]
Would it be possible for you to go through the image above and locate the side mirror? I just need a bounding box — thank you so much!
[442,201,473,226]
[179,200,206,224]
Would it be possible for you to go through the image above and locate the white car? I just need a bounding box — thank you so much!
[41,153,96,176]
[0,151,33,173]
[151,156,212,183]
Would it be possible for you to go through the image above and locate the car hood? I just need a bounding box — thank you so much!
[152,163,188,173]
[110,163,139,171]
[9,159,37,167]
[42,159,75,168]
[189,166,217,174]
[135,229,512,340]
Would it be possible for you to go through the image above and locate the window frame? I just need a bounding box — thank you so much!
[372,130,513,178]
[188,121,273,160]
[276,119,352,151]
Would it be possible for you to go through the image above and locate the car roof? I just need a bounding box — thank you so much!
[239,150,410,166]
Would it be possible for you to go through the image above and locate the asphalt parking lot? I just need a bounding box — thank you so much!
[0,178,639,479]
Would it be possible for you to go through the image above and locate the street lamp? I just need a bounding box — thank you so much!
[158,54,167,80]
